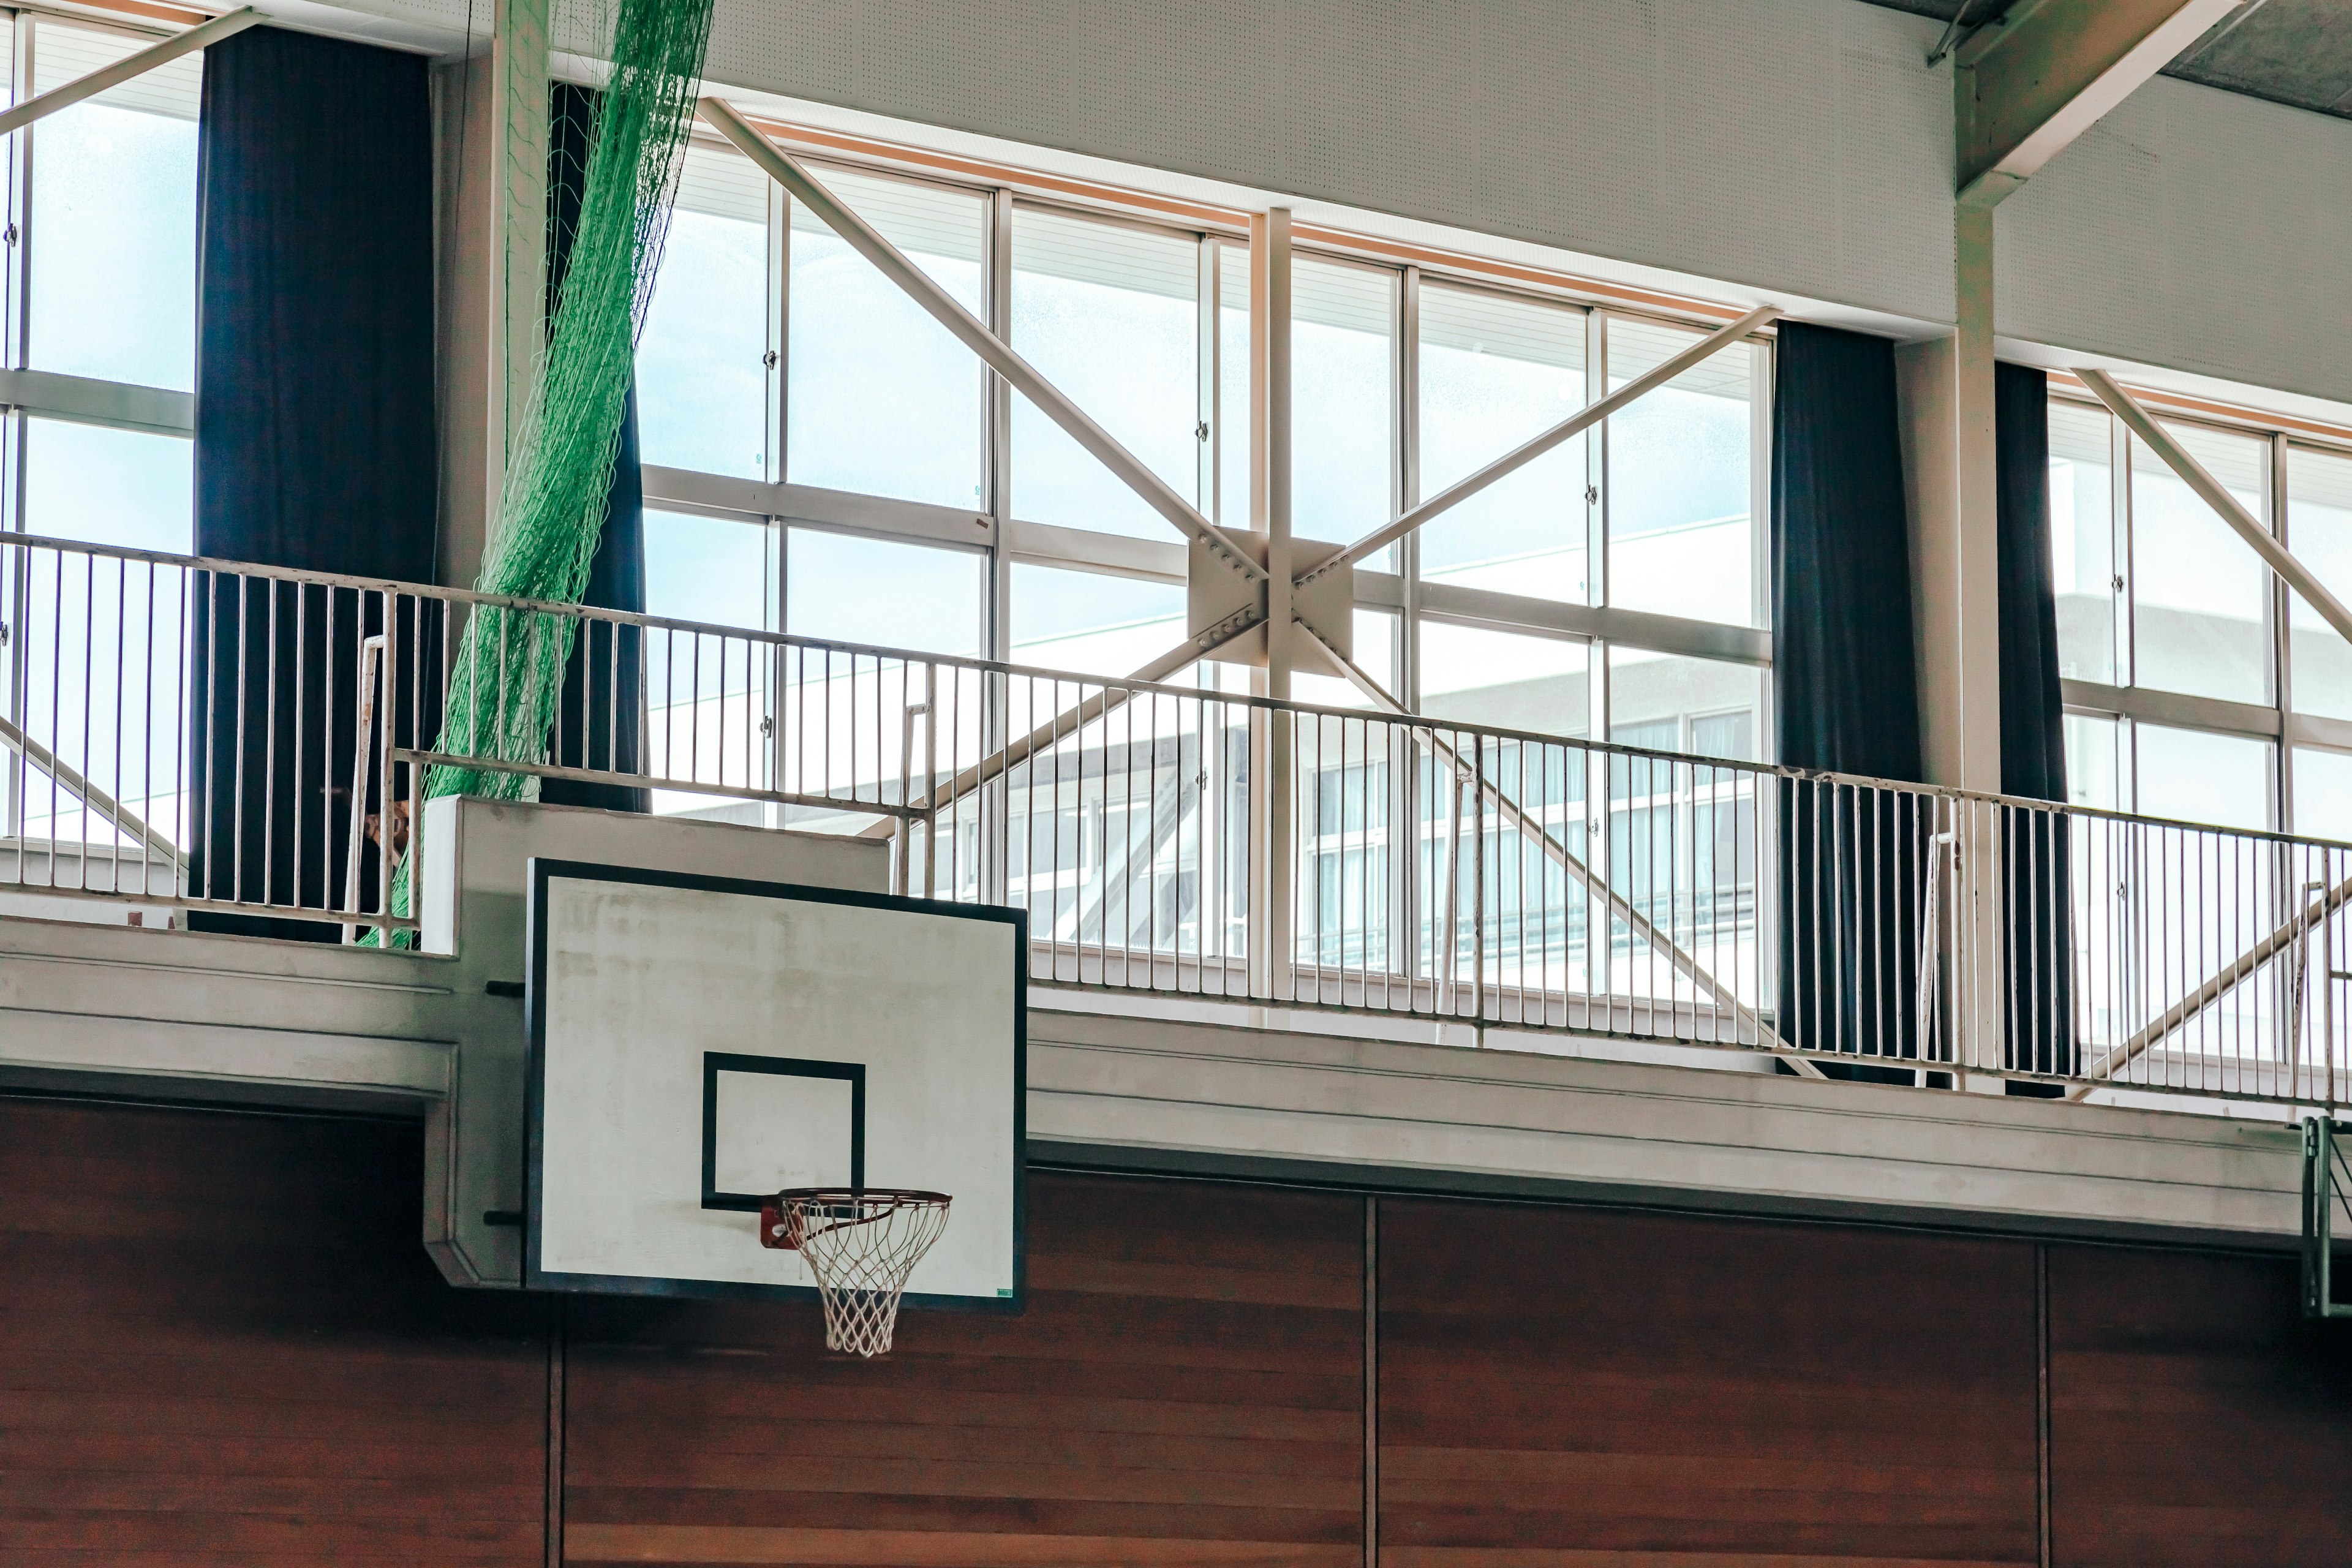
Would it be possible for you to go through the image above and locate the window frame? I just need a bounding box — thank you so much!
[0,10,203,851]
[649,129,1779,767]
[2049,386,2352,837]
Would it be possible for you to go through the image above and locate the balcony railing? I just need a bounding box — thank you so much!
[4,531,2346,1107]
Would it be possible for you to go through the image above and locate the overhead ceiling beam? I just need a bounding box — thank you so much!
[1954,0,2241,206]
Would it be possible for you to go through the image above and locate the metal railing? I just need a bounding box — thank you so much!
[4,532,2346,1107]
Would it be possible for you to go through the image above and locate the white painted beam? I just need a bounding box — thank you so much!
[0,8,260,138]
[2080,368,2352,648]
[1955,0,2241,207]
[698,98,1265,589]
[1027,1008,2307,1246]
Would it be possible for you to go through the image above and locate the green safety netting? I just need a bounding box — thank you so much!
[374,0,713,944]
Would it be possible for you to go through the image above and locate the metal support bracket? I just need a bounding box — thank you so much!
[2303,1115,2352,1320]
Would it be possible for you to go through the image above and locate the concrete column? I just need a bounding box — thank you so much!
[1894,203,2004,1079]
[1249,209,1293,998]
[432,0,548,591]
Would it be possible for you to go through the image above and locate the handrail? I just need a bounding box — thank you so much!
[19,530,2343,847]
[0,712,178,861]
[4,530,2348,1109]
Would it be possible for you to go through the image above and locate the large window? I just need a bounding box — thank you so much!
[2,16,202,859]
[631,138,1776,989]
[2051,391,2352,839]
[643,132,1771,758]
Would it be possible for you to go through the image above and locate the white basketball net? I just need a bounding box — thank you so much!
[764,1189,951,1358]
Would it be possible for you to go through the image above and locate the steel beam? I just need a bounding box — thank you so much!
[1297,306,1779,591]
[853,609,1264,842]
[2073,872,2352,1095]
[1954,0,2240,207]
[0,7,260,138]
[2079,369,2352,649]
[698,99,1264,589]
[1292,619,1811,1068]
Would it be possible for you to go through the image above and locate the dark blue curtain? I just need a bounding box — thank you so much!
[189,27,436,937]
[537,81,649,813]
[1996,362,2074,1085]
[1771,322,1928,1075]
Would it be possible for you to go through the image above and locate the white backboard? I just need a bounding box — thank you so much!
[525,861,1024,1308]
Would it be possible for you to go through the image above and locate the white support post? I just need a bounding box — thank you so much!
[1251,209,1294,1002]
[1895,204,2005,1085]
[434,0,548,592]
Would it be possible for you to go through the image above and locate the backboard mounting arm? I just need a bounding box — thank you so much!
[2303,1115,2352,1321]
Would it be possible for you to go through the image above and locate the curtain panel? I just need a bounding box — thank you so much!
[189,26,436,937]
[1995,362,2073,1082]
[1771,321,1928,1074]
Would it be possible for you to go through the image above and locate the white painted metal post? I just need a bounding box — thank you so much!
[433,0,548,592]
[1894,204,2005,1084]
[1253,209,1294,1000]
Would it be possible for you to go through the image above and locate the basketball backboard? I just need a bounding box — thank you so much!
[524,861,1025,1309]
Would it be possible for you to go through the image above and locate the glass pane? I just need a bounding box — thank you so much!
[2286,446,2352,722]
[2063,713,2121,812]
[645,509,772,630]
[1605,318,1755,627]
[1294,607,1400,711]
[787,169,986,510]
[1216,245,1250,529]
[1606,647,1762,761]
[2135,723,2271,833]
[2049,401,2116,685]
[1416,283,1586,604]
[1293,257,1394,553]
[785,528,983,657]
[13,420,192,847]
[1010,209,1198,540]
[1012,563,1184,677]
[1419,620,1588,736]
[28,21,201,391]
[23,418,193,552]
[642,510,774,816]
[2295,747,2352,842]
[638,145,769,479]
[2130,421,2269,704]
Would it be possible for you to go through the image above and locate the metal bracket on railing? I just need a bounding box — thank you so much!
[2303,1115,2352,1321]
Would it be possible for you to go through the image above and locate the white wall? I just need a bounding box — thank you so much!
[695,0,1957,325]
[322,0,2352,405]
[1997,70,2352,409]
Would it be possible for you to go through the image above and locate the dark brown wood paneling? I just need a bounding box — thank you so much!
[1379,1199,2040,1567]
[2048,1244,2352,1567]
[560,1172,1363,1567]
[0,1096,549,1565]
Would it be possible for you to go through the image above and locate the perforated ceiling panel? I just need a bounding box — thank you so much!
[692,0,1958,325]
[309,0,2352,407]
[1999,71,2352,407]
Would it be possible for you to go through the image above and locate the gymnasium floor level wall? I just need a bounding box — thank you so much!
[2,1094,2348,1564]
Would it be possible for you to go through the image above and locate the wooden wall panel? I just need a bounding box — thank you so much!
[2047,1245,2352,1567]
[1378,1199,2040,1567]
[560,1172,1364,1567]
[0,1096,550,1565]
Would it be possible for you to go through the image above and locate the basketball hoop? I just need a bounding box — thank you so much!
[760,1188,951,1357]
